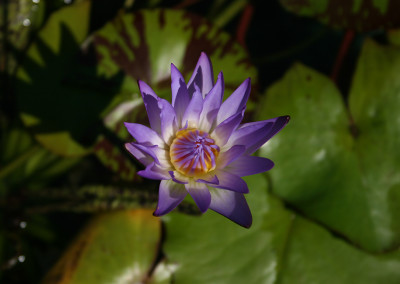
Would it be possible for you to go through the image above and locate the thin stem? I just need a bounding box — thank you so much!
[331,30,355,83]
[236,3,253,48]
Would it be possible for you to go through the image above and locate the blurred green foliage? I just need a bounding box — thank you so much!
[1,0,400,283]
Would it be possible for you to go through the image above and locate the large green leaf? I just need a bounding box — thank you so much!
[93,9,257,95]
[280,0,400,31]
[278,217,400,284]
[42,210,161,284]
[162,174,400,283]
[162,174,293,284]
[348,39,400,245]
[258,39,400,253]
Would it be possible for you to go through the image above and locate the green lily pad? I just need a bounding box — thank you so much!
[161,174,400,282]
[42,210,161,284]
[258,39,400,252]
[93,9,257,95]
[279,216,400,284]
[280,0,400,31]
[162,174,293,284]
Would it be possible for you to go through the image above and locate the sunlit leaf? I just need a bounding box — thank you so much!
[162,174,293,284]
[258,39,400,252]
[279,216,400,284]
[42,210,161,284]
[93,9,257,95]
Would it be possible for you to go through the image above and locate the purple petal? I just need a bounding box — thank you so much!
[168,171,188,184]
[125,142,153,166]
[153,180,187,216]
[124,123,164,146]
[138,162,170,180]
[182,84,203,127]
[227,156,274,177]
[185,181,211,213]
[217,145,246,168]
[199,72,224,131]
[125,142,160,165]
[228,116,290,154]
[125,142,170,168]
[212,112,243,146]
[138,80,161,133]
[196,174,219,185]
[216,78,251,125]
[187,52,214,98]
[171,64,190,124]
[212,170,249,193]
[158,98,178,144]
[209,188,252,228]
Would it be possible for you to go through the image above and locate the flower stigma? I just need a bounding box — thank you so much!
[170,129,220,177]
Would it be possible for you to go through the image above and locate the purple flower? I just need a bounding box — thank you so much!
[125,53,289,228]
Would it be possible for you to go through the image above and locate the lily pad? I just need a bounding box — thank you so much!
[42,210,161,284]
[279,216,400,284]
[162,174,293,284]
[93,9,257,96]
[258,39,400,252]
[162,173,400,283]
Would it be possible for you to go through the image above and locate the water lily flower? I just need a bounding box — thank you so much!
[125,53,289,228]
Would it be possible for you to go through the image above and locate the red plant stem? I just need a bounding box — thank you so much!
[236,4,254,48]
[331,30,355,83]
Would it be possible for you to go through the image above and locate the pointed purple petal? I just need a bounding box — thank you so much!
[153,180,187,216]
[185,181,211,213]
[199,72,224,131]
[124,123,164,146]
[138,162,170,180]
[187,52,214,98]
[212,112,243,146]
[138,80,162,133]
[158,98,178,144]
[125,142,170,168]
[171,64,190,124]
[196,174,219,185]
[227,156,274,177]
[125,142,160,165]
[212,170,249,193]
[227,116,290,154]
[217,145,246,168]
[209,188,252,228]
[125,142,153,166]
[216,78,251,125]
[182,84,203,127]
